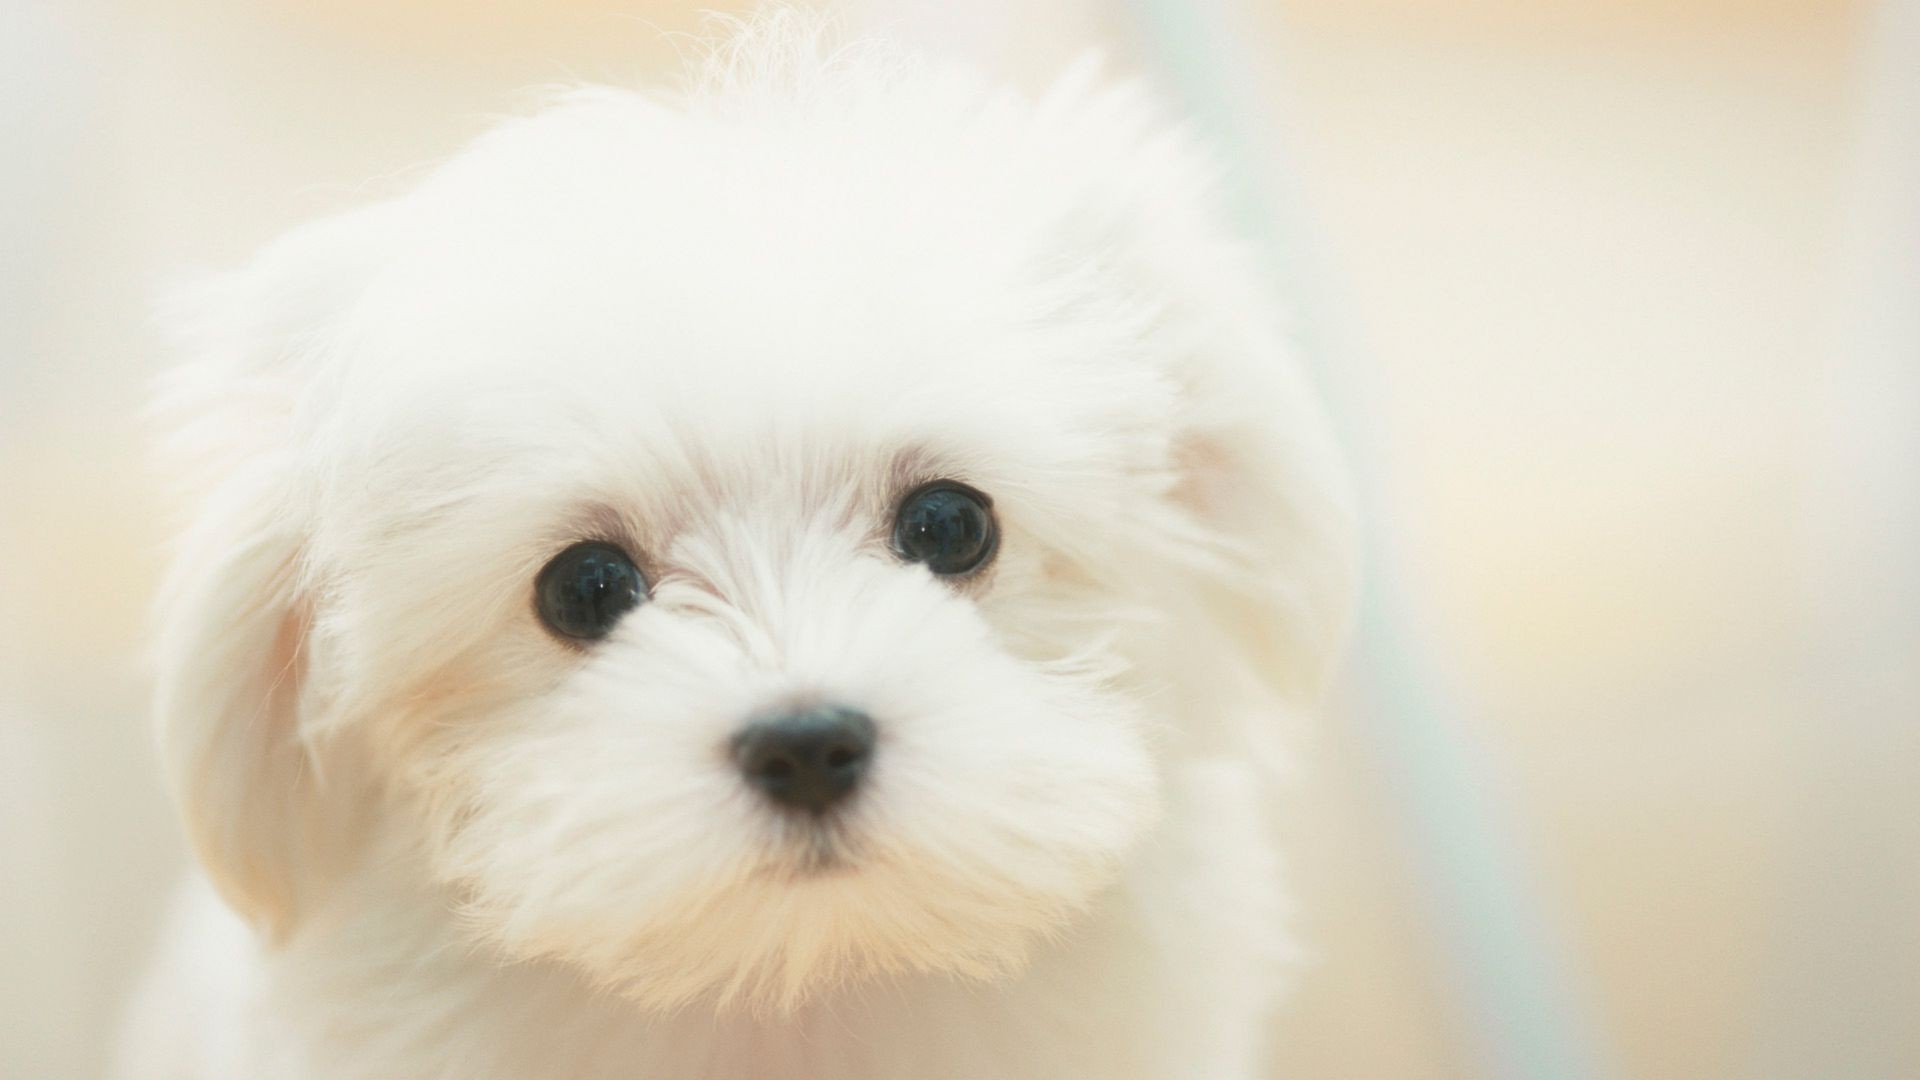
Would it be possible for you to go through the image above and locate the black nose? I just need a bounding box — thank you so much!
[733,705,876,814]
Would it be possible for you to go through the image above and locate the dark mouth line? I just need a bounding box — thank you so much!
[754,816,864,880]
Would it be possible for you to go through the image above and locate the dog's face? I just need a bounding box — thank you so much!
[154,43,1353,1012]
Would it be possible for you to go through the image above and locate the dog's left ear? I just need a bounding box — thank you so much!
[151,207,394,940]
[1061,79,1360,699]
[1170,342,1358,700]
[1152,281,1359,700]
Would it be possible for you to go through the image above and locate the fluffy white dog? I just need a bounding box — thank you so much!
[120,15,1354,1080]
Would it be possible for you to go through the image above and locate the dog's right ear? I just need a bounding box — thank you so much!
[151,207,394,940]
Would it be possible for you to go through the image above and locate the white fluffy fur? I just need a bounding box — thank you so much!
[120,13,1355,1080]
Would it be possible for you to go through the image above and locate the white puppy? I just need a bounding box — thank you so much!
[121,15,1355,1080]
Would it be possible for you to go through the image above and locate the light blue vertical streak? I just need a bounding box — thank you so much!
[1116,1,1614,1077]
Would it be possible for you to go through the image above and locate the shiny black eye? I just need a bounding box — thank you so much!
[892,482,997,576]
[535,542,646,641]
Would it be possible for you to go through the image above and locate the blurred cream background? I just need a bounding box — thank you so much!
[2,1,1912,1077]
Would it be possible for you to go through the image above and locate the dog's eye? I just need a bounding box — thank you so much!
[535,542,646,641]
[892,482,997,576]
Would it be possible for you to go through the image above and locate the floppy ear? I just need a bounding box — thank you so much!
[1050,73,1359,699]
[1161,316,1358,700]
[151,208,393,939]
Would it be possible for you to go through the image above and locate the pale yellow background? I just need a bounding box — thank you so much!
[2,1,1912,1078]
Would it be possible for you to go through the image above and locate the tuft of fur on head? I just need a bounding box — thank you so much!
[150,10,1354,1012]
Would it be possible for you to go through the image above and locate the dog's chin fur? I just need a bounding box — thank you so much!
[125,11,1355,1078]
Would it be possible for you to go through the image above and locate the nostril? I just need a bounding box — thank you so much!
[733,705,876,814]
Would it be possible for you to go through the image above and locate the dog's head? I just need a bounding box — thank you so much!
[152,25,1353,1012]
